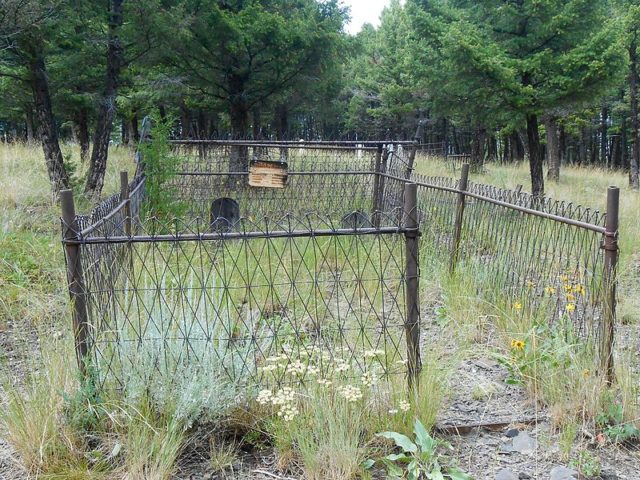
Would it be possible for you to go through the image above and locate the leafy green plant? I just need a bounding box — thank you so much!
[596,400,640,444]
[373,419,472,480]
[570,450,601,478]
[138,113,186,222]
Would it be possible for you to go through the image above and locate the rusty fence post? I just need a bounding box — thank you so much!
[61,189,90,378]
[449,163,470,274]
[601,186,619,384]
[120,171,132,236]
[372,143,383,227]
[403,183,421,389]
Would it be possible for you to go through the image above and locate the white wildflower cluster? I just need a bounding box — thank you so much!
[256,389,273,405]
[287,360,306,375]
[317,378,333,387]
[338,385,363,402]
[334,360,350,373]
[361,370,378,388]
[256,386,299,422]
[363,349,384,359]
[388,400,411,415]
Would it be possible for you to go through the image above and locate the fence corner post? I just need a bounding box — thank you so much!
[120,171,132,236]
[601,185,619,385]
[372,143,384,227]
[61,189,90,379]
[449,163,470,274]
[403,182,421,389]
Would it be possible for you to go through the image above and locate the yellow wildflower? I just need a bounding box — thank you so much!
[526,280,536,289]
[513,301,523,310]
[574,284,585,295]
[566,303,576,313]
[566,293,576,303]
[511,339,526,350]
[544,286,556,295]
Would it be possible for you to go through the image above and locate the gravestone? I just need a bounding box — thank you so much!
[210,197,240,232]
[341,210,372,229]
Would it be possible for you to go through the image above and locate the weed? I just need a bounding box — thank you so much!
[570,449,601,478]
[209,436,239,473]
[373,418,472,480]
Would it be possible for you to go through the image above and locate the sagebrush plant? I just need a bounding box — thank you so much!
[101,272,273,427]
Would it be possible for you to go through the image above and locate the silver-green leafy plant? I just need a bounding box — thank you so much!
[99,269,273,427]
[371,418,473,480]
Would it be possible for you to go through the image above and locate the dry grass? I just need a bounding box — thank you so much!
[0,145,638,477]
[415,154,640,436]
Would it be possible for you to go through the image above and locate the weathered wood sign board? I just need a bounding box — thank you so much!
[248,160,289,188]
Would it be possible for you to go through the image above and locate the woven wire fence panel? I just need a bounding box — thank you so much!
[74,213,409,392]
[411,174,607,340]
[460,197,605,336]
[467,181,606,225]
[413,174,460,252]
[166,142,398,226]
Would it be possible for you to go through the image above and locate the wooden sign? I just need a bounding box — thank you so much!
[248,160,288,188]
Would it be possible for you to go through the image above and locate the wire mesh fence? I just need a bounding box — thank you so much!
[61,141,421,394]
[60,140,619,395]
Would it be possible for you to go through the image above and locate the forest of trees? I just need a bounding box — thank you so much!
[0,0,639,197]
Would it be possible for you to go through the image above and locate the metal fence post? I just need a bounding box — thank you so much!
[372,143,383,227]
[601,186,619,384]
[61,189,90,378]
[449,163,470,274]
[403,183,421,389]
[120,171,132,236]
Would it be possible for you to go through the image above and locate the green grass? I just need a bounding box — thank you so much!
[1,144,639,478]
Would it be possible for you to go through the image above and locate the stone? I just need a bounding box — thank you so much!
[549,466,578,480]
[518,474,532,479]
[505,428,520,438]
[495,468,518,480]
[511,431,536,455]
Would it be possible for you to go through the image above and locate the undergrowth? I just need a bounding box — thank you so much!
[0,144,638,477]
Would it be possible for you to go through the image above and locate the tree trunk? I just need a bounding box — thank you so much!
[28,52,69,193]
[470,127,486,171]
[25,106,35,144]
[252,107,262,140]
[579,127,588,165]
[526,114,544,198]
[229,75,250,177]
[130,112,139,143]
[486,133,497,163]
[73,108,90,163]
[545,115,560,182]
[601,106,608,167]
[121,118,129,145]
[85,0,124,198]
[630,32,640,189]
[559,124,566,166]
[621,114,628,170]
[275,103,289,161]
